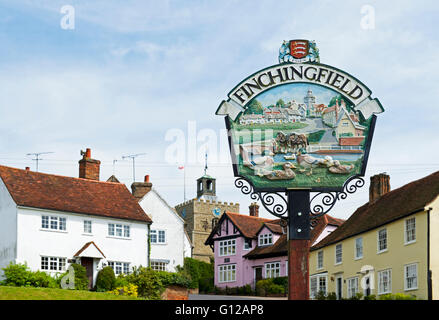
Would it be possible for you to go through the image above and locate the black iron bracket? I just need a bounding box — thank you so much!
[234,175,365,239]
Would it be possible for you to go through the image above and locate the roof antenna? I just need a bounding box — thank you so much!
[26,152,54,172]
[122,153,146,183]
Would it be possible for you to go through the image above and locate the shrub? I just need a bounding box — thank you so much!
[156,271,191,288]
[255,279,285,296]
[112,283,138,298]
[214,286,225,295]
[126,267,163,299]
[364,294,376,300]
[176,258,214,291]
[2,263,33,287]
[114,274,130,288]
[58,263,89,290]
[95,267,116,292]
[379,293,416,300]
[199,277,214,293]
[1,262,57,288]
[315,290,328,300]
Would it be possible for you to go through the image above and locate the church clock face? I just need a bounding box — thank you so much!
[212,207,221,217]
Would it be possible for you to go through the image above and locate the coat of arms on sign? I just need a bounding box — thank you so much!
[279,39,320,63]
[289,40,309,59]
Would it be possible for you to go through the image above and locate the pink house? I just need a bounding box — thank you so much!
[205,203,344,289]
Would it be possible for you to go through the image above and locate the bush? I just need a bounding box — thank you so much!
[95,267,116,292]
[364,294,376,300]
[112,283,138,298]
[126,267,163,299]
[156,271,191,288]
[57,263,89,290]
[114,274,130,288]
[1,262,57,288]
[379,293,416,300]
[176,258,214,292]
[255,278,285,296]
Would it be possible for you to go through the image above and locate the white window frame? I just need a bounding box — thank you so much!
[335,244,342,265]
[150,229,166,244]
[151,261,168,271]
[317,251,324,270]
[405,217,416,245]
[355,237,363,260]
[219,239,236,257]
[108,261,130,275]
[378,269,392,295]
[310,274,328,299]
[83,220,92,234]
[258,233,273,246]
[41,215,67,232]
[108,223,130,239]
[41,256,66,272]
[265,262,281,279]
[218,264,236,283]
[347,277,359,298]
[404,263,418,291]
[377,228,388,253]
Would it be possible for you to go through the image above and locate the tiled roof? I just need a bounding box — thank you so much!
[74,241,106,258]
[0,165,152,223]
[226,212,274,238]
[244,215,343,259]
[311,171,439,251]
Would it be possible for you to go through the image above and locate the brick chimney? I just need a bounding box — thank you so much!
[369,173,390,203]
[131,175,152,201]
[249,202,259,217]
[78,148,100,181]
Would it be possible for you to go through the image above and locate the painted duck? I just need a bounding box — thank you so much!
[296,149,334,175]
[328,160,355,174]
[265,162,296,180]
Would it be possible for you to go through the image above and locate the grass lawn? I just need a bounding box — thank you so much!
[0,286,140,300]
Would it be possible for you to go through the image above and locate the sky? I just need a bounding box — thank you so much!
[0,0,438,220]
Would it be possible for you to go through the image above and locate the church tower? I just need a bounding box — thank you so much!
[304,88,316,116]
[175,155,239,262]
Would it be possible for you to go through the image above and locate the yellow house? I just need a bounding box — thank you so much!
[310,171,439,300]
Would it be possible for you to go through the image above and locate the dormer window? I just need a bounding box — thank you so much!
[258,233,273,246]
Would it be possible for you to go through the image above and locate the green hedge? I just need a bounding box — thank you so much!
[124,267,191,299]
[255,278,285,296]
[176,258,214,292]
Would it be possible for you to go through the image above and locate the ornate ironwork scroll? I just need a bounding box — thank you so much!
[235,175,365,227]
[234,177,288,219]
[309,175,365,226]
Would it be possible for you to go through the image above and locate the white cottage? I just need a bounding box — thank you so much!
[0,149,152,288]
[131,176,192,272]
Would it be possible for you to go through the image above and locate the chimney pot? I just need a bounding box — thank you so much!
[131,174,153,201]
[79,148,100,181]
[25,167,30,171]
[369,173,390,203]
[249,202,259,217]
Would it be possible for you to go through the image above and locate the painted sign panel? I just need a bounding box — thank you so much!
[217,40,384,192]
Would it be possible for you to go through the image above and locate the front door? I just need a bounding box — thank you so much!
[336,276,343,300]
[81,257,94,289]
[255,267,263,284]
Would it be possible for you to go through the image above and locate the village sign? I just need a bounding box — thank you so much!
[216,40,384,192]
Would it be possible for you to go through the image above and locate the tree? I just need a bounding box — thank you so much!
[246,99,263,114]
[276,99,285,108]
